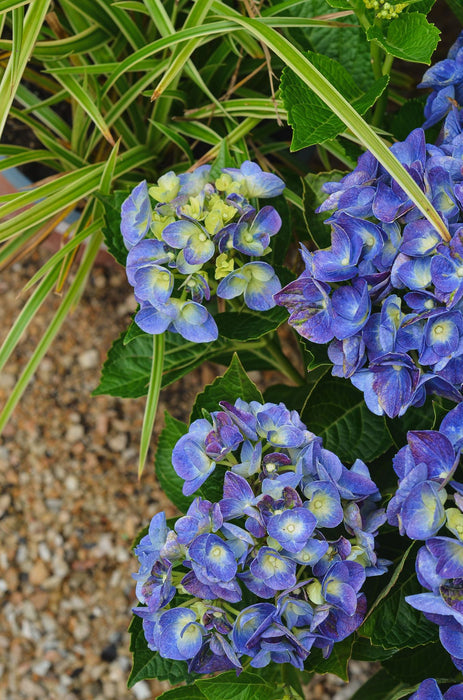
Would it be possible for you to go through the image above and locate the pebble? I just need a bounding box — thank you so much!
[78,349,100,370]
[29,560,49,586]
[66,424,85,443]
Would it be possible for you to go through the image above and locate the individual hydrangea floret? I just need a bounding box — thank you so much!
[419,31,463,129]
[120,161,286,342]
[409,679,463,699]
[133,398,388,674]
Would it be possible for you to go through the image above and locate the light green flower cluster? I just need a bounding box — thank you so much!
[363,0,407,19]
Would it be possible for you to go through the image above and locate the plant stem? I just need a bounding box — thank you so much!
[371,50,394,128]
[260,336,305,386]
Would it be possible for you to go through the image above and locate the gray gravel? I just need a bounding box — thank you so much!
[0,251,374,699]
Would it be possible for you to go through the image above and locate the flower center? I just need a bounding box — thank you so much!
[198,233,207,242]
[313,499,323,510]
[434,324,444,336]
[286,523,296,533]
[211,546,223,559]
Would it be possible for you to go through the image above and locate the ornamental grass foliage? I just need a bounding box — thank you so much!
[94,13,463,700]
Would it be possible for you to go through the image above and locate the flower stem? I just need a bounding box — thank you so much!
[262,336,305,386]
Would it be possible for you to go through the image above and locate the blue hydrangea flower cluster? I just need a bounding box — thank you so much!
[132,399,388,674]
[409,679,463,700]
[419,31,463,129]
[275,107,463,418]
[120,162,285,343]
[386,403,463,671]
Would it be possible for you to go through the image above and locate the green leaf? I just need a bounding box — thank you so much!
[124,317,147,344]
[301,377,392,462]
[190,354,263,423]
[349,669,414,700]
[390,96,428,141]
[305,636,353,680]
[384,397,436,449]
[138,333,164,477]
[155,412,191,514]
[263,383,317,412]
[360,545,437,649]
[351,636,398,662]
[446,0,463,22]
[100,191,128,266]
[196,671,272,700]
[302,171,345,249]
[288,0,375,91]
[366,13,440,64]
[383,640,458,685]
[281,51,389,149]
[128,614,193,687]
[93,332,152,398]
[215,308,287,341]
[158,687,206,699]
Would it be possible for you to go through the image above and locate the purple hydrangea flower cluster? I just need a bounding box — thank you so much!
[120,161,285,343]
[275,108,463,418]
[409,679,463,700]
[386,403,463,671]
[419,31,463,129]
[133,399,388,674]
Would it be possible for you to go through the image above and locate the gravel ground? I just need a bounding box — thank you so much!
[0,251,373,699]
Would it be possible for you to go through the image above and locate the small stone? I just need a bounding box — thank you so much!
[132,681,152,700]
[64,475,79,492]
[32,659,51,677]
[29,560,49,586]
[107,434,127,452]
[101,643,117,662]
[66,424,85,443]
[78,349,99,370]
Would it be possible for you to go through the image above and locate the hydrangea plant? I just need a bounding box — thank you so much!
[90,13,463,700]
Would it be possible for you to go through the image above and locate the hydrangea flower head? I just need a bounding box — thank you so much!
[120,161,286,343]
[276,113,463,417]
[133,398,388,674]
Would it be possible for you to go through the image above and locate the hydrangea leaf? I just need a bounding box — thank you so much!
[447,0,463,22]
[366,13,440,64]
[302,377,392,462]
[352,636,399,662]
[281,52,389,150]
[94,330,246,398]
[360,545,438,649]
[157,687,206,699]
[124,315,146,345]
[128,613,194,688]
[195,671,272,700]
[215,308,287,341]
[190,354,263,423]
[304,636,353,680]
[303,171,345,250]
[384,398,436,449]
[93,331,153,398]
[99,191,129,266]
[155,411,192,514]
[382,640,458,685]
[390,97,429,141]
[288,0,374,91]
[348,669,416,700]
